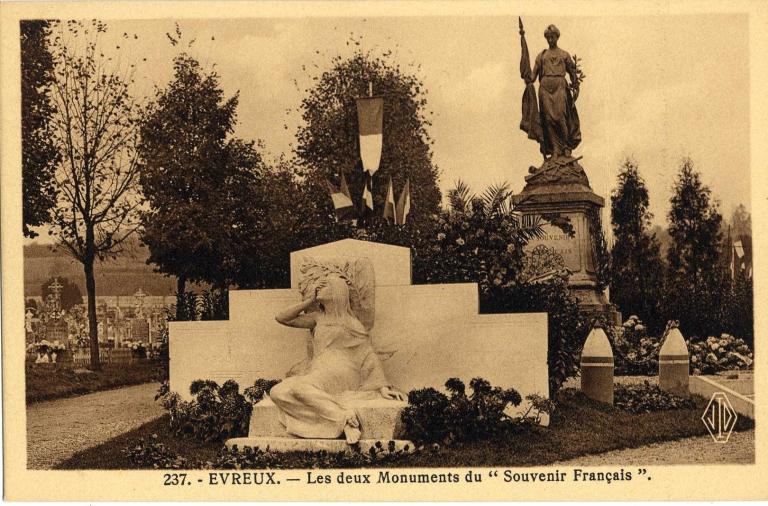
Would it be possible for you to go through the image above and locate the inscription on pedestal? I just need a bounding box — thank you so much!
[525,214,583,274]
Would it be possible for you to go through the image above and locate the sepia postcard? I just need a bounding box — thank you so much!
[2,0,767,501]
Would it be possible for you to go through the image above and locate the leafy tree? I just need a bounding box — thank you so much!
[140,54,290,293]
[139,54,238,295]
[41,276,83,311]
[47,20,143,370]
[21,20,59,238]
[665,158,726,337]
[609,159,665,333]
[295,50,441,230]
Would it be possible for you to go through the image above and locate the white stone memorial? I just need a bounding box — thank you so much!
[169,239,550,451]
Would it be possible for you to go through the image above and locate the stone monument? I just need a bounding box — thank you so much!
[514,19,620,324]
[169,239,550,452]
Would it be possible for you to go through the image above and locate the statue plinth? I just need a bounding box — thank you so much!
[513,157,621,325]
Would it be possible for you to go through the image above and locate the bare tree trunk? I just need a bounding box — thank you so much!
[84,228,101,371]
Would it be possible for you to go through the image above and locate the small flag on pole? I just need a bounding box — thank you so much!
[383,177,396,222]
[361,171,374,214]
[356,96,384,176]
[326,173,355,221]
[395,179,411,225]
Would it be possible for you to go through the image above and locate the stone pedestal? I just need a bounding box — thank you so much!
[225,397,413,453]
[513,157,621,325]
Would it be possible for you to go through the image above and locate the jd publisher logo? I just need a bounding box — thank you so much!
[702,392,737,443]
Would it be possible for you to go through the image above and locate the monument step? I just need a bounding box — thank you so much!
[249,397,408,440]
[226,437,413,454]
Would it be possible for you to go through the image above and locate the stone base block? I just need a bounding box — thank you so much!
[226,437,413,454]
[249,397,407,440]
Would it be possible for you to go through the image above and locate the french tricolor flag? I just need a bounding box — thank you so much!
[326,173,355,221]
[355,96,383,176]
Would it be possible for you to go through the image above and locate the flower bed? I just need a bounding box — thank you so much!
[688,334,753,375]
[26,340,67,364]
[612,317,753,376]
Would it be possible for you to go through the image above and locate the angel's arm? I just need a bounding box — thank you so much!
[275,298,318,329]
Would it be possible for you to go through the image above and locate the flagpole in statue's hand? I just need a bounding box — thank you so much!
[518,17,533,85]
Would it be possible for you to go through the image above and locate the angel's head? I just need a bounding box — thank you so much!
[315,275,352,310]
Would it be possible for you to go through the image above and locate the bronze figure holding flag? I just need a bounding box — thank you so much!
[519,18,582,161]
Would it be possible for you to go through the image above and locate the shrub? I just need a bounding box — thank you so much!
[614,381,696,414]
[158,378,283,443]
[688,334,753,375]
[400,377,547,445]
[159,379,252,443]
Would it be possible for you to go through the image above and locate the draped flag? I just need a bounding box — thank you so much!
[326,173,355,221]
[395,179,411,225]
[356,96,384,176]
[519,17,543,143]
[361,171,374,215]
[383,177,396,222]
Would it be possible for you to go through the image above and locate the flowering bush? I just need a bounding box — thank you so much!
[414,194,533,292]
[122,436,413,469]
[612,316,660,376]
[122,433,189,469]
[243,378,281,404]
[688,334,753,375]
[614,381,696,414]
[400,377,549,445]
[610,317,753,376]
[158,378,282,443]
[159,379,253,443]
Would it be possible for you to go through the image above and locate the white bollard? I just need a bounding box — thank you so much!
[580,326,614,405]
[659,327,689,396]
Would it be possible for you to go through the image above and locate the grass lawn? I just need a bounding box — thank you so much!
[26,361,162,404]
[55,389,754,470]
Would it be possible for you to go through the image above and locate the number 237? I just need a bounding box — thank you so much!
[163,473,188,486]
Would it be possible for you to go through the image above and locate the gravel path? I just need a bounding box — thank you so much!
[27,383,164,469]
[556,429,755,466]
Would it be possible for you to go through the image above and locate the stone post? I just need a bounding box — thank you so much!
[580,326,614,404]
[659,327,689,396]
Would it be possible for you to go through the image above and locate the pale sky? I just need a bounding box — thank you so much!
[28,14,750,241]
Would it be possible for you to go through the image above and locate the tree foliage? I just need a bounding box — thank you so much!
[139,54,291,292]
[665,158,726,337]
[610,159,665,333]
[21,20,59,237]
[294,50,441,229]
[47,20,144,369]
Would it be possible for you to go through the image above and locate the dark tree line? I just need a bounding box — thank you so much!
[610,157,752,344]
